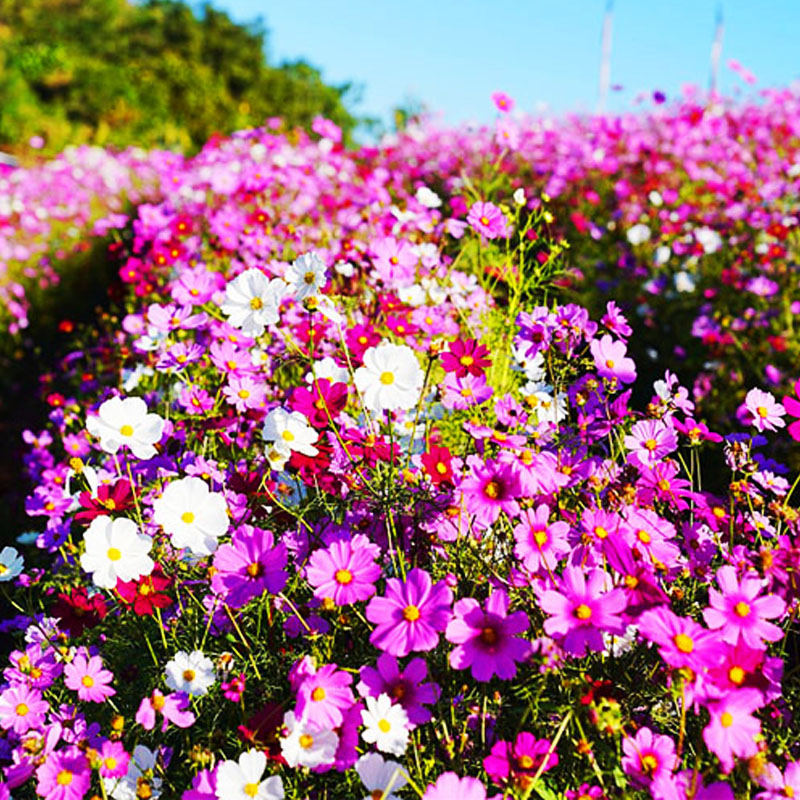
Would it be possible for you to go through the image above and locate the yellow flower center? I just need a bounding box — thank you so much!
[299,733,314,749]
[403,604,421,622]
[734,601,750,617]
[729,666,746,685]
[644,438,658,451]
[380,371,395,385]
[238,389,250,399]
[637,530,651,544]
[574,604,592,620]
[460,387,473,397]
[335,569,353,585]
[674,633,694,653]
[244,783,260,797]
[304,271,316,284]
[104,756,117,770]
[120,424,134,437]
[641,754,659,774]
[81,675,95,688]
[15,703,29,716]
[624,574,639,589]
[282,429,295,442]
[720,711,734,728]
[250,297,263,310]
[311,686,327,702]
[534,529,548,547]
[479,216,490,226]
[756,406,769,418]
[378,719,391,733]
[594,525,608,539]
[517,755,535,770]
[605,359,615,369]
[107,547,122,562]
[181,512,195,524]
[246,562,263,578]
[57,770,73,786]
[460,355,475,367]
[151,693,166,711]
[484,480,501,499]
[183,669,196,682]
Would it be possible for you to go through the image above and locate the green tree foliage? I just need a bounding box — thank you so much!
[0,0,359,153]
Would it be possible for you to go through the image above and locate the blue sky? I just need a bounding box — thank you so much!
[216,0,800,127]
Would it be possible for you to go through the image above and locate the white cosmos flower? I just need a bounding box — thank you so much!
[356,753,408,800]
[361,693,409,756]
[164,650,215,697]
[221,269,287,336]
[216,750,284,800]
[415,186,442,208]
[262,408,319,457]
[626,223,651,246]
[86,396,165,460]
[695,226,722,254]
[280,711,339,769]
[80,517,153,589]
[305,356,349,385]
[105,745,162,800]
[0,547,24,582]
[354,343,423,414]
[285,252,328,301]
[152,477,229,556]
[528,390,568,425]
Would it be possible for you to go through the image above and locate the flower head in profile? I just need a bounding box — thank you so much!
[356,753,408,800]
[366,568,452,657]
[86,395,165,459]
[782,379,800,441]
[354,343,423,413]
[0,546,24,582]
[152,476,229,556]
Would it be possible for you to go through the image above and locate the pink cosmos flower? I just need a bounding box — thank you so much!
[702,688,762,773]
[63,653,116,703]
[179,385,215,415]
[445,589,529,682]
[621,727,676,787]
[357,653,440,727]
[483,732,557,790]
[491,91,515,113]
[539,566,626,655]
[295,663,355,730]
[624,419,678,468]
[365,567,453,657]
[782,379,800,441]
[135,689,195,732]
[441,372,493,410]
[222,375,266,413]
[98,740,130,779]
[35,747,91,800]
[702,566,786,648]
[742,388,786,433]
[590,334,637,384]
[211,525,288,608]
[467,201,509,240]
[754,762,800,800]
[305,534,381,606]
[513,505,571,574]
[459,459,522,528]
[0,684,48,734]
[423,772,488,800]
[371,236,418,284]
[638,607,723,671]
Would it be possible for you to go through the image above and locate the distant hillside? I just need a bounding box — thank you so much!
[0,0,360,153]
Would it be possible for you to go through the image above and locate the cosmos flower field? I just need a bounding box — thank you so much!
[2,91,800,799]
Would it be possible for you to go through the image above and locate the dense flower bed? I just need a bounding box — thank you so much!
[3,98,800,799]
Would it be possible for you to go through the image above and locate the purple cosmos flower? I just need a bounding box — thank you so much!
[459,459,522,528]
[35,747,91,800]
[211,525,288,608]
[742,388,786,432]
[624,419,678,468]
[64,653,116,703]
[365,568,452,657]
[621,727,676,787]
[513,506,571,574]
[135,689,195,732]
[305,534,381,606]
[467,201,508,239]
[445,589,529,681]
[539,566,626,655]
[590,334,637,384]
[295,663,355,730]
[703,566,786,648]
[702,688,762,773]
[357,653,440,727]
[4,643,62,690]
[483,732,557,790]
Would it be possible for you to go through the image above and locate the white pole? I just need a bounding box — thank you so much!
[709,5,724,95]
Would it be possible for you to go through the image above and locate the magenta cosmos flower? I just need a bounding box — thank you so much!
[702,688,762,773]
[540,566,626,655]
[782,379,800,441]
[305,533,381,606]
[491,91,515,113]
[590,334,636,384]
[445,589,529,682]
[467,201,508,240]
[0,684,48,734]
[357,653,440,727]
[624,419,678,469]
[621,727,676,787]
[98,740,130,779]
[483,732,557,790]
[703,566,786,648]
[513,505,570,574]
[211,525,288,608]
[64,653,116,703]
[135,689,195,732]
[638,607,723,671]
[743,388,786,432]
[35,747,91,800]
[366,568,453,657]
[459,459,522,528]
[295,663,355,729]
[423,772,488,800]
[440,338,492,378]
